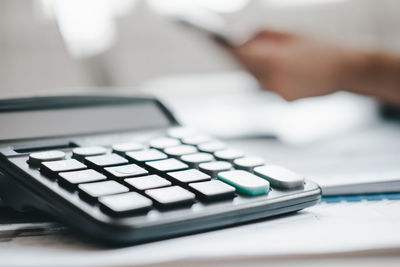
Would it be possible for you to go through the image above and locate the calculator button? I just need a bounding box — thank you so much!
[125,175,171,190]
[112,142,144,154]
[198,141,227,153]
[254,165,305,190]
[182,135,212,145]
[78,180,129,200]
[99,192,152,215]
[72,146,107,160]
[145,186,195,208]
[189,180,235,201]
[85,153,128,168]
[145,158,188,173]
[199,161,232,177]
[167,169,210,184]
[214,149,244,162]
[149,138,180,149]
[180,153,214,168]
[164,145,197,157]
[126,149,167,162]
[59,169,106,186]
[233,157,265,172]
[28,150,66,166]
[167,127,197,139]
[105,164,148,178]
[41,159,86,176]
[218,170,270,196]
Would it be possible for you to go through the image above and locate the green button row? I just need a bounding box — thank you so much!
[218,170,270,196]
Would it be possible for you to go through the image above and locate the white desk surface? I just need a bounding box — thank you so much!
[1,200,400,266]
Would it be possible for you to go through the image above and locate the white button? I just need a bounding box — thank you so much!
[28,150,66,165]
[254,165,304,190]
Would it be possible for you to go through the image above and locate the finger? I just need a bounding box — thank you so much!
[224,28,295,55]
[254,28,296,41]
[231,40,276,63]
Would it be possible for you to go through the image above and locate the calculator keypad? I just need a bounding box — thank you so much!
[145,186,195,208]
[167,169,210,184]
[150,138,180,149]
[189,180,236,201]
[79,180,129,200]
[254,165,305,190]
[214,149,244,162]
[233,156,265,172]
[199,161,232,177]
[73,146,107,160]
[59,169,106,186]
[99,192,152,215]
[126,149,167,162]
[85,153,128,168]
[112,142,144,154]
[218,170,270,196]
[41,159,86,175]
[164,145,197,157]
[31,127,308,217]
[105,164,148,178]
[180,153,214,168]
[125,175,171,190]
[29,150,66,166]
[198,141,227,153]
[182,135,212,145]
[145,158,188,173]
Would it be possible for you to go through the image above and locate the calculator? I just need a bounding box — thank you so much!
[0,95,321,245]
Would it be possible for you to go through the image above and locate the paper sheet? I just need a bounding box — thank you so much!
[1,200,400,266]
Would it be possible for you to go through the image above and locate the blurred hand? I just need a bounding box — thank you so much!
[228,29,362,101]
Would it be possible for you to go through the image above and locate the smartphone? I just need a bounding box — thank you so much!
[176,11,247,47]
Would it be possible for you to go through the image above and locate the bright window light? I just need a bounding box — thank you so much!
[263,0,347,7]
[147,0,249,15]
[39,0,137,58]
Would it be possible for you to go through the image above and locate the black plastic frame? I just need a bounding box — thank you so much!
[0,94,179,143]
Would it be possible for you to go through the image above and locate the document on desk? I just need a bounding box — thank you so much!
[1,200,400,266]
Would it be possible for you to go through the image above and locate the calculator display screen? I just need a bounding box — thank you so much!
[0,103,171,141]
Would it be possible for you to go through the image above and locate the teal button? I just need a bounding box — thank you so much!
[218,170,270,196]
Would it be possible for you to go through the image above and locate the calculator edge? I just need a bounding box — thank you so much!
[0,157,321,245]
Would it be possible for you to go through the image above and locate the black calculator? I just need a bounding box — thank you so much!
[0,95,321,245]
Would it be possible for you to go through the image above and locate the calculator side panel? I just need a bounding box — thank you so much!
[0,158,133,240]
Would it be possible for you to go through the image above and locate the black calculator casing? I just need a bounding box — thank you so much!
[0,94,321,245]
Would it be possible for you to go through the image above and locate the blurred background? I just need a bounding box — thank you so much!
[1,0,400,145]
[1,0,400,97]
